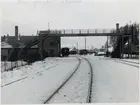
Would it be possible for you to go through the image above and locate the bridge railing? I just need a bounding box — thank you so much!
[61,29,114,34]
[39,29,115,35]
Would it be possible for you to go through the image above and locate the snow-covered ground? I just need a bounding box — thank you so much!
[121,59,139,64]
[1,57,79,104]
[48,57,90,103]
[1,61,27,72]
[1,55,139,103]
[85,56,139,103]
[1,58,60,86]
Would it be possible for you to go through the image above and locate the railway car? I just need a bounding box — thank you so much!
[69,50,77,55]
[61,47,70,57]
[79,49,88,55]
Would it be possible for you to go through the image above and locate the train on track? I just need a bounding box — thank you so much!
[61,47,70,57]
[79,49,88,55]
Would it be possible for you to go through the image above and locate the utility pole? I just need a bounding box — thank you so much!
[120,36,122,59]
[48,22,50,30]
[107,36,109,57]
[76,42,78,50]
[85,37,86,50]
[76,42,78,54]
[39,34,43,60]
[122,35,124,59]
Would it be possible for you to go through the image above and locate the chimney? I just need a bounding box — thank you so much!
[15,26,18,40]
[116,23,119,33]
[116,23,119,30]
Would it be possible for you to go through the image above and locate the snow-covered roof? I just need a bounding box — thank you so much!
[1,42,13,48]
[31,44,38,48]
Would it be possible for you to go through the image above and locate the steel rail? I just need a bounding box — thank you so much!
[82,57,93,103]
[115,60,139,68]
[1,65,57,87]
[44,57,81,104]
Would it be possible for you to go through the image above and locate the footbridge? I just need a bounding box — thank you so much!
[38,29,125,37]
[8,23,138,61]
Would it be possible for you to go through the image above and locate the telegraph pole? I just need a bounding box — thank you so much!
[76,42,78,50]
[107,36,109,57]
[76,42,78,54]
[85,37,86,50]
[48,22,50,30]
[122,35,124,59]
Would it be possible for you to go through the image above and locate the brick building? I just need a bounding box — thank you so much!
[1,26,61,61]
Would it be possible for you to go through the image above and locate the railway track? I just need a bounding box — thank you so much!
[2,57,93,103]
[1,65,57,87]
[115,59,139,68]
[83,57,93,103]
[120,59,139,64]
[44,56,93,103]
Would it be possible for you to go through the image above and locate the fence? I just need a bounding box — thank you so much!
[1,60,27,72]
[122,54,139,59]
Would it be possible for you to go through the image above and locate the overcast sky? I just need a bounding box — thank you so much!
[0,0,139,49]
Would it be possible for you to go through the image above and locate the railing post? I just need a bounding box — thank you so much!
[72,29,73,34]
[87,29,89,34]
[95,29,97,33]
[63,30,65,34]
[103,29,105,33]
[79,30,81,34]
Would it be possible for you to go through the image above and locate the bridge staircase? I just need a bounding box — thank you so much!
[111,35,131,58]
[17,33,51,61]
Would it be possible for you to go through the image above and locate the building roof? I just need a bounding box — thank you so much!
[31,44,38,48]
[1,42,13,48]
[1,35,38,48]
